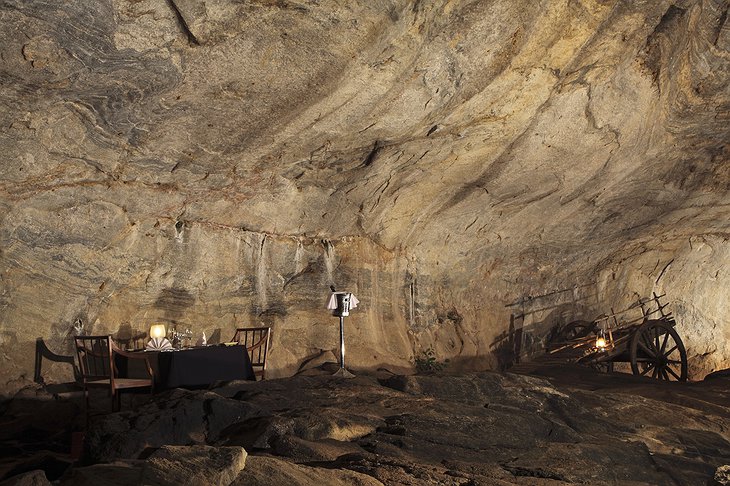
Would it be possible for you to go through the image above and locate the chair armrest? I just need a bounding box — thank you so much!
[113,347,143,359]
[112,347,155,382]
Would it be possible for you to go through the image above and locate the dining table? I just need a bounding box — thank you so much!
[118,344,256,389]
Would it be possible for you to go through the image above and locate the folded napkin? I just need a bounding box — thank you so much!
[146,337,172,350]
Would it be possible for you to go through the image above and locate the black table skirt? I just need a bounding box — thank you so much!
[119,345,255,389]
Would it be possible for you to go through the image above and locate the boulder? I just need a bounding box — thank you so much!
[713,465,730,486]
[231,456,382,486]
[270,435,366,462]
[142,445,247,486]
[0,455,72,484]
[59,462,143,486]
[85,389,261,461]
[501,441,672,484]
[0,470,50,486]
[59,447,248,486]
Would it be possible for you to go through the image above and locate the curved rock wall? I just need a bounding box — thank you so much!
[1,0,728,389]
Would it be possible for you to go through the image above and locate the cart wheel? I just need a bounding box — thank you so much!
[560,320,597,340]
[630,320,687,381]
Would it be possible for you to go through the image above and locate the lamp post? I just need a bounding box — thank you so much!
[327,288,358,378]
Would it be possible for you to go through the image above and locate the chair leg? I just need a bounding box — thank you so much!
[111,390,119,412]
[84,388,90,427]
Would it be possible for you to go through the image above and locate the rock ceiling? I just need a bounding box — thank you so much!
[0,0,728,386]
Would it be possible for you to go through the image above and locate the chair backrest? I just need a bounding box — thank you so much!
[113,331,148,351]
[74,335,114,385]
[231,327,271,380]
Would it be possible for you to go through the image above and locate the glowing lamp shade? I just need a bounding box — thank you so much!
[150,324,166,339]
[595,336,607,349]
[147,323,172,350]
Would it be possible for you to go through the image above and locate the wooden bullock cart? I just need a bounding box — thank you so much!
[548,293,688,381]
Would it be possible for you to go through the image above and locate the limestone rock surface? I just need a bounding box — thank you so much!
[58,462,144,486]
[142,445,247,486]
[1,368,729,484]
[70,369,730,485]
[0,470,50,486]
[84,388,262,462]
[0,0,728,388]
[233,456,384,486]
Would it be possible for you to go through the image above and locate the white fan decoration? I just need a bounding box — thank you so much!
[146,337,172,350]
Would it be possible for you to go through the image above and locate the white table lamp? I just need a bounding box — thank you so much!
[147,324,172,350]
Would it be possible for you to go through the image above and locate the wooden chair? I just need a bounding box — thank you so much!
[74,335,154,414]
[231,327,271,380]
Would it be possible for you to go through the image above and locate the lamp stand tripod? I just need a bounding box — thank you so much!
[332,315,355,378]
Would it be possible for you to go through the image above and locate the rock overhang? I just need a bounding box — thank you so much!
[0,0,728,387]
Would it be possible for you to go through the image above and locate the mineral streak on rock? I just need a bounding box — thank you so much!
[0,0,728,388]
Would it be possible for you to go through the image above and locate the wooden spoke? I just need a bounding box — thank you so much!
[637,339,656,357]
[660,332,670,354]
[640,363,655,376]
[663,345,678,358]
[666,367,681,381]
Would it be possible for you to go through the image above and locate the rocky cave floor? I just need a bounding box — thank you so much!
[1,365,729,486]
